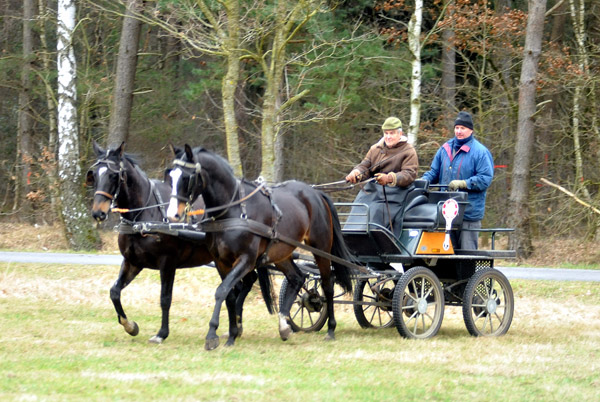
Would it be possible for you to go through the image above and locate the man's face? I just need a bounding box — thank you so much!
[383,129,403,147]
[454,125,473,140]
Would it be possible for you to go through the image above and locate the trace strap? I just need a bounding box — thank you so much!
[200,217,372,276]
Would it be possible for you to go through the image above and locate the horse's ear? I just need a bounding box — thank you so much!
[169,143,183,157]
[184,144,194,161]
[117,141,125,157]
[92,140,104,157]
[163,168,172,183]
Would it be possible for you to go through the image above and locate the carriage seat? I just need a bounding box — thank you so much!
[402,179,429,212]
[403,191,468,229]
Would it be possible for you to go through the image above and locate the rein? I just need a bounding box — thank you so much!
[312,177,375,192]
[187,181,266,217]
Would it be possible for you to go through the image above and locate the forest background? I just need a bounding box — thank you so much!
[0,0,599,258]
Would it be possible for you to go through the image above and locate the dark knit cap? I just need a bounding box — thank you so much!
[454,111,474,130]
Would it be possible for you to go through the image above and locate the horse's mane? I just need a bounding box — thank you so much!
[191,146,235,176]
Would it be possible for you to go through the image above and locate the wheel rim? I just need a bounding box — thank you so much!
[287,277,327,332]
[353,277,394,329]
[463,269,514,337]
[393,268,444,339]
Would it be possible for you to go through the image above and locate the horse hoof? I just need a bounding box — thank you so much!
[325,333,335,341]
[148,335,164,344]
[205,337,220,351]
[279,326,293,341]
[225,337,236,347]
[120,318,139,337]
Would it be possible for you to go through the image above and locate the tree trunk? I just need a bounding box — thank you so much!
[568,0,591,201]
[441,4,456,134]
[407,0,423,146]
[57,0,101,250]
[259,0,289,182]
[508,0,547,258]
[15,0,36,221]
[38,0,60,218]
[222,0,243,177]
[107,0,143,146]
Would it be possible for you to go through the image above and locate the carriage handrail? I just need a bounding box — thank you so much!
[459,227,514,250]
[336,202,371,233]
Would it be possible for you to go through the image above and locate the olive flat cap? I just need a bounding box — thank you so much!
[382,116,402,130]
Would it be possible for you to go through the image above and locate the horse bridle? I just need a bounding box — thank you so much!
[89,158,125,201]
[171,158,265,220]
[171,158,204,203]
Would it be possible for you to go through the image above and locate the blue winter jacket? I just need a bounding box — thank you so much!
[422,135,494,221]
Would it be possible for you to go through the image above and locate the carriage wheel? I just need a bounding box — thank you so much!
[462,268,514,337]
[392,266,444,339]
[353,276,395,329]
[279,276,327,332]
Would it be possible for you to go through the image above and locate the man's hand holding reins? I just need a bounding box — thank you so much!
[346,169,362,183]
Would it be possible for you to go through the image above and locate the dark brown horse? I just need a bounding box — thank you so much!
[166,144,355,350]
[87,141,273,344]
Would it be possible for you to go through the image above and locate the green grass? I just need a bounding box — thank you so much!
[1,263,599,401]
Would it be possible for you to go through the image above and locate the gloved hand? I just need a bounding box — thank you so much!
[448,179,467,191]
[346,169,362,183]
[374,172,394,185]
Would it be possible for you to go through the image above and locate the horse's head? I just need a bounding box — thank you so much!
[166,144,206,222]
[87,141,126,222]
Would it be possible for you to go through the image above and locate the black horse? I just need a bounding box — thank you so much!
[87,141,273,344]
[166,144,355,350]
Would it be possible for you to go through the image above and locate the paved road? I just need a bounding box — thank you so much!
[1,251,599,282]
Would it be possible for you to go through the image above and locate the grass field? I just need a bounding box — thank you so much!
[1,262,599,401]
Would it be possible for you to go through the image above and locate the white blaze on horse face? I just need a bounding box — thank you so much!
[167,168,183,219]
[98,166,107,179]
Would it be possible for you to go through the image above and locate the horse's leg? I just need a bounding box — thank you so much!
[315,256,337,341]
[233,270,258,338]
[275,260,305,341]
[223,286,239,347]
[149,262,176,344]
[206,255,254,351]
[110,260,143,336]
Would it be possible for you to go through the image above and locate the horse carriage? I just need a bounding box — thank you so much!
[282,179,515,339]
[88,142,515,349]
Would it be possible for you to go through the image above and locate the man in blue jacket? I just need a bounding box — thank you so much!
[422,111,494,249]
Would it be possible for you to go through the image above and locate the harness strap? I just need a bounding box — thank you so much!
[200,218,370,275]
[95,190,114,200]
[149,180,167,221]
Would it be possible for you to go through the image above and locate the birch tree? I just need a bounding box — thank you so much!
[508,0,547,258]
[406,0,422,146]
[57,0,101,250]
[568,0,595,202]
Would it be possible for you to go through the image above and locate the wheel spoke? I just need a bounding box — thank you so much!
[404,289,418,304]
[423,285,434,300]
[488,278,495,298]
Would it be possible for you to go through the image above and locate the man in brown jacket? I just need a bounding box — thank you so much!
[346,116,418,186]
[343,117,418,237]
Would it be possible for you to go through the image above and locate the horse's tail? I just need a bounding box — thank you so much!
[320,192,355,293]
[256,266,277,314]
